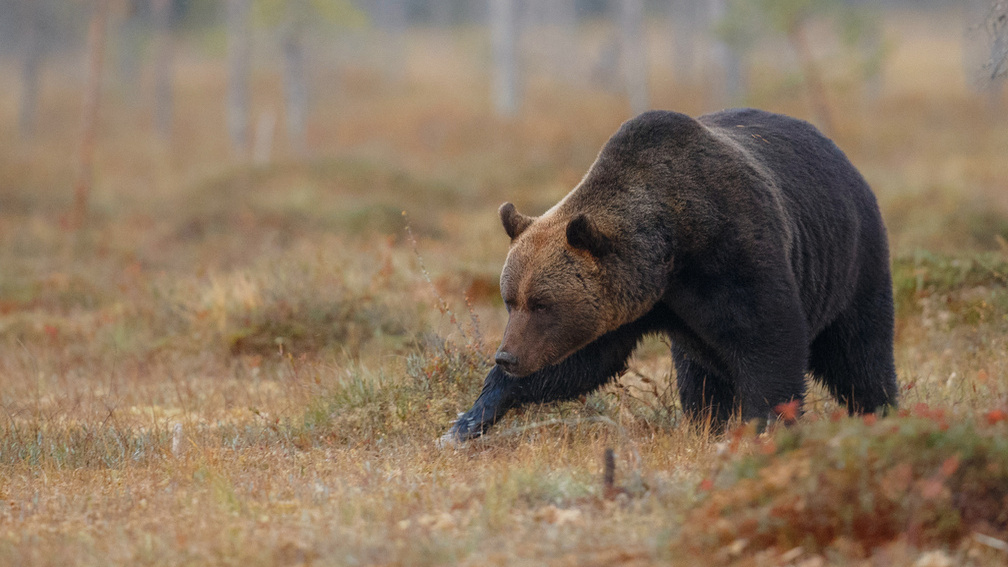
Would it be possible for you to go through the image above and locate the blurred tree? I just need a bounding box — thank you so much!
[18,0,43,139]
[74,0,112,228]
[590,35,621,92]
[490,0,520,117]
[281,3,309,156]
[546,0,578,83]
[227,0,252,157]
[429,0,453,26]
[667,0,701,85]
[547,0,577,33]
[710,0,750,103]
[116,0,145,97]
[987,1,1008,81]
[254,0,364,157]
[718,0,886,133]
[520,0,577,84]
[993,2,1008,82]
[837,8,888,101]
[619,0,648,115]
[375,0,408,83]
[777,0,836,133]
[966,0,1007,104]
[151,0,175,139]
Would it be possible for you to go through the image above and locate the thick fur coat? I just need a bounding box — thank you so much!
[444,108,898,443]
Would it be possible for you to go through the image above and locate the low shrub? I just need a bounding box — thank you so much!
[683,407,1008,556]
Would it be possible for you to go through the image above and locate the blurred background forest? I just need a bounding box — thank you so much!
[2,2,1008,565]
[1,0,1005,229]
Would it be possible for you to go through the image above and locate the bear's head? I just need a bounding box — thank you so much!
[490,111,716,377]
[493,201,627,377]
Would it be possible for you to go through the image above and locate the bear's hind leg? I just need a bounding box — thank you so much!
[673,345,736,428]
[808,289,898,415]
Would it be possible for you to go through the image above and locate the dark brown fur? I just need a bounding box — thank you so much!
[444,108,898,443]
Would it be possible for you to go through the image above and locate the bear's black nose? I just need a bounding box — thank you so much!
[495,350,519,372]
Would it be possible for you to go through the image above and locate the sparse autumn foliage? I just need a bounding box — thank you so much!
[252,0,366,29]
[684,411,1008,555]
[717,0,889,132]
[1,7,1007,567]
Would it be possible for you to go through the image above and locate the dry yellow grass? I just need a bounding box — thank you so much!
[1,10,1007,566]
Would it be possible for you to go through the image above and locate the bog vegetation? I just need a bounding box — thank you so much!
[1,4,1008,566]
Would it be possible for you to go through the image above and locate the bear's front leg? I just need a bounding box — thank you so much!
[730,311,810,423]
[668,276,810,426]
[441,365,518,445]
[440,310,663,446]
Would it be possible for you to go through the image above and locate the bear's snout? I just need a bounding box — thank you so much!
[494,350,519,373]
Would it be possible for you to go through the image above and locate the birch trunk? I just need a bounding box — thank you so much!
[283,24,308,157]
[667,0,698,85]
[152,0,175,139]
[376,0,407,83]
[18,0,42,139]
[490,0,519,117]
[227,0,251,157]
[546,0,578,83]
[620,0,648,115]
[708,0,744,103]
[73,0,111,228]
[788,22,834,134]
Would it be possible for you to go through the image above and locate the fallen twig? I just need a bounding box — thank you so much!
[974,532,1008,553]
[471,415,642,465]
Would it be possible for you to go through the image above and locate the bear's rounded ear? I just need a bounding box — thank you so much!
[499,202,534,240]
[566,214,613,257]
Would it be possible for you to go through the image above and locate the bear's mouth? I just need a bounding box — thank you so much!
[504,344,583,378]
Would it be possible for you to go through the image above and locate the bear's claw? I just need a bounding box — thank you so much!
[438,365,516,448]
[436,414,485,448]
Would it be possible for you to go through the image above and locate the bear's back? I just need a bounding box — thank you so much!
[699,109,888,335]
[698,109,871,205]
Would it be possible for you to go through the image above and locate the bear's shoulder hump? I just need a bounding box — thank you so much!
[605,111,705,156]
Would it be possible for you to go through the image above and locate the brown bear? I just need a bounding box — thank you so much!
[442,108,898,444]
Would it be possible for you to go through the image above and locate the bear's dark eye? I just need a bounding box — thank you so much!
[527,299,549,313]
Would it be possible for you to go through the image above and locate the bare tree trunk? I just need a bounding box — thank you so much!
[788,22,834,135]
[74,0,111,228]
[988,0,1008,81]
[986,1,1007,109]
[989,33,1007,110]
[545,0,578,83]
[253,110,276,165]
[490,0,520,117]
[117,1,145,100]
[431,0,453,27]
[18,0,43,139]
[708,0,744,104]
[520,0,543,33]
[547,0,577,35]
[227,0,251,157]
[862,26,884,102]
[151,0,175,139]
[376,0,408,83]
[721,48,744,102]
[283,23,308,157]
[667,0,698,85]
[619,0,648,116]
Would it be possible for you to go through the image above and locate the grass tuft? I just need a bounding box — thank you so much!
[892,251,1008,320]
[0,421,172,469]
[225,294,405,357]
[293,333,489,446]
